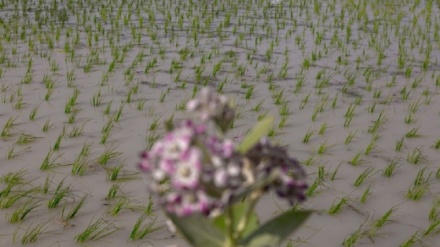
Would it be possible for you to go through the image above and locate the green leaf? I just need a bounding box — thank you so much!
[240,210,312,247]
[236,117,274,154]
[212,202,259,236]
[168,214,225,247]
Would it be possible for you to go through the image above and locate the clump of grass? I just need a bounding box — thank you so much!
[101,118,114,144]
[345,130,357,144]
[62,195,87,221]
[29,105,39,121]
[406,168,430,200]
[40,149,61,170]
[0,187,39,209]
[42,118,54,132]
[373,207,395,229]
[130,216,161,240]
[106,197,131,216]
[71,154,89,176]
[53,127,65,151]
[359,186,371,204]
[342,228,363,247]
[1,116,18,138]
[47,179,70,208]
[433,139,440,149]
[349,152,364,166]
[97,146,122,166]
[407,148,423,165]
[75,218,119,243]
[9,200,40,223]
[302,129,314,143]
[16,133,40,145]
[106,184,121,200]
[395,137,405,152]
[328,197,347,215]
[405,128,421,138]
[306,178,321,197]
[16,222,49,244]
[354,167,375,187]
[382,158,399,177]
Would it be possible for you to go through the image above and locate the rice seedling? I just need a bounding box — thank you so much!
[130,216,160,240]
[407,148,423,165]
[373,207,394,229]
[318,121,328,135]
[306,178,321,197]
[317,141,332,155]
[17,222,49,244]
[53,127,65,151]
[359,186,371,204]
[405,128,420,138]
[67,111,79,124]
[71,154,89,176]
[354,167,375,187]
[136,98,147,111]
[433,139,440,150]
[299,92,311,110]
[278,116,288,129]
[344,104,357,118]
[383,158,399,177]
[106,184,121,201]
[344,116,354,128]
[406,168,430,200]
[75,218,119,243]
[40,149,61,171]
[344,130,357,144]
[302,129,314,143]
[245,86,254,100]
[0,186,39,209]
[47,179,70,208]
[364,138,376,155]
[6,146,31,160]
[1,116,18,138]
[422,218,440,236]
[113,103,125,122]
[29,105,39,121]
[368,111,386,134]
[106,197,131,216]
[61,195,87,221]
[399,231,420,247]
[101,119,114,144]
[16,133,40,145]
[342,228,363,247]
[349,152,364,166]
[395,137,405,152]
[91,91,102,107]
[9,199,40,223]
[97,146,122,166]
[106,165,124,182]
[328,197,347,215]
[428,197,440,221]
[69,122,86,138]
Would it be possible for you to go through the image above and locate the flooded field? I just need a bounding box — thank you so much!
[1,0,440,246]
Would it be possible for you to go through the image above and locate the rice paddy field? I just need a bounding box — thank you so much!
[1,0,440,246]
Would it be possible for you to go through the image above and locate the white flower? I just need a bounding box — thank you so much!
[172,148,202,189]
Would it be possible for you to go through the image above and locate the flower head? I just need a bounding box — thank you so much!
[187,88,235,130]
[139,90,307,218]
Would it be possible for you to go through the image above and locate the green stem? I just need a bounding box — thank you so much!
[224,207,235,247]
[235,190,262,240]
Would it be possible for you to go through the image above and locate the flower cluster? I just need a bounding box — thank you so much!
[187,88,235,131]
[245,138,307,205]
[139,88,307,217]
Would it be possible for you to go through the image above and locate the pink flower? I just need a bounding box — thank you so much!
[172,148,203,189]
